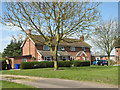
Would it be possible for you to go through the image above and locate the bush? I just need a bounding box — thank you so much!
[58,61,71,67]
[72,60,90,67]
[109,60,116,65]
[2,60,7,70]
[20,62,34,69]
[20,61,54,69]
[20,60,90,69]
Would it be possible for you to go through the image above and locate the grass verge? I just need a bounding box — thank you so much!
[2,80,35,88]
[2,65,119,85]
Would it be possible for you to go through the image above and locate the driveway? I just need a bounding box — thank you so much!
[0,74,118,88]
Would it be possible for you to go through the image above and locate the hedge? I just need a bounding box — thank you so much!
[72,60,90,67]
[20,60,90,69]
[2,60,7,70]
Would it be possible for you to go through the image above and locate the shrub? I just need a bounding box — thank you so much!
[20,60,90,69]
[109,60,116,65]
[20,61,54,69]
[58,61,71,67]
[2,60,7,70]
[20,62,34,69]
[72,60,90,67]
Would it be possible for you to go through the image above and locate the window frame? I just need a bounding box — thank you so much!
[70,46,75,51]
[43,45,50,51]
[62,56,68,61]
[44,56,52,61]
[58,46,65,51]
[22,58,27,62]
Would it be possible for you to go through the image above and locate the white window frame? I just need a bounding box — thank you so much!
[62,56,68,61]
[58,46,65,51]
[70,47,75,51]
[82,56,85,61]
[96,57,100,60]
[22,58,27,62]
[82,47,86,51]
[57,56,60,61]
[44,56,52,61]
[70,57,75,60]
[38,57,41,62]
[43,45,49,50]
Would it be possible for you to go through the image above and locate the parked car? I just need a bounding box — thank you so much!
[93,60,100,65]
[97,60,108,66]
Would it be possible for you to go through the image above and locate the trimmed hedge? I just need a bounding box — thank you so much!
[20,61,54,69]
[72,60,90,67]
[20,60,90,69]
[58,61,71,67]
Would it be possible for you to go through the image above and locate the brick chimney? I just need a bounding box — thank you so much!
[80,36,84,41]
[26,29,31,35]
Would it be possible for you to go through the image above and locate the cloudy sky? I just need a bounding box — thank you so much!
[0,2,118,55]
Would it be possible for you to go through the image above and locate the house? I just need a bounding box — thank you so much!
[91,55,116,63]
[115,40,120,64]
[10,30,92,68]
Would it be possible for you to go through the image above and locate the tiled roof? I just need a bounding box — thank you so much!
[30,35,91,48]
[37,50,71,56]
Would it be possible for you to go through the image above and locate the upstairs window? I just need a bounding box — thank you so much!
[82,47,86,51]
[58,46,65,51]
[70,47,75,51]
[43,45,49,50]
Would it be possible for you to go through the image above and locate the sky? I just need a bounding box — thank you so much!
[0,2,118,55]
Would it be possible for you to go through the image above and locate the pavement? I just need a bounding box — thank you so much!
[0,74,118,88]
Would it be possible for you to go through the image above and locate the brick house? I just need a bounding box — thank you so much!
[91,55,115,64]
[10,30,92,68]
[115,40,120,64]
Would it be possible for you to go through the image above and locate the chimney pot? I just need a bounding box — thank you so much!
[26,29,31,35]
[80,36,84,41]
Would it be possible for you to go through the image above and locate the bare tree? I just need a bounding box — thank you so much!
[1,2,100,70]
[91,19,118,65]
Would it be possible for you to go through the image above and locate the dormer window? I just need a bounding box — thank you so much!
[58,46,64,51]
[82,47,86,51]
[43,45,49,50]
[70,47,75,51]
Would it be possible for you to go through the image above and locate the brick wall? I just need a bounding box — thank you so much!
[115,47,120,64]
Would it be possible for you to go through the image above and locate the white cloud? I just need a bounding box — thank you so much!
[1,25,21,32]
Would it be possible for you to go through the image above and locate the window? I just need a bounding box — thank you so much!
[58,46,64,51]
[96,57,100,60]
[62,56,68,61]
[44,56,51,61]
[82,47,86,51]
[87,57,89,60]
[38,57,41,62]
[70,57,75,60]
[22,58,27,62]
[70,47,75,51]
[43,45,49,50]
[82,56,85,61]
[57,56,60,61]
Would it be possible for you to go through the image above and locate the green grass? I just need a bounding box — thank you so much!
[2,65,119,85]
[2,80,35,88]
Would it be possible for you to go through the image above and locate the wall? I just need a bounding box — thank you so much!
[115,47,120,64]
[22,38,38,59]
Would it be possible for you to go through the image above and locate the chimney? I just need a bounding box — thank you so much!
[80,36,84,41]
[26,29,31,35]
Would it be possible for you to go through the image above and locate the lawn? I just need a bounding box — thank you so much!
[2,80,35,88]
[2,65,119,85]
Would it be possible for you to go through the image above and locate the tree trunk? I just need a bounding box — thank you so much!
[107,53,110,66]
[54,44,58,71]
